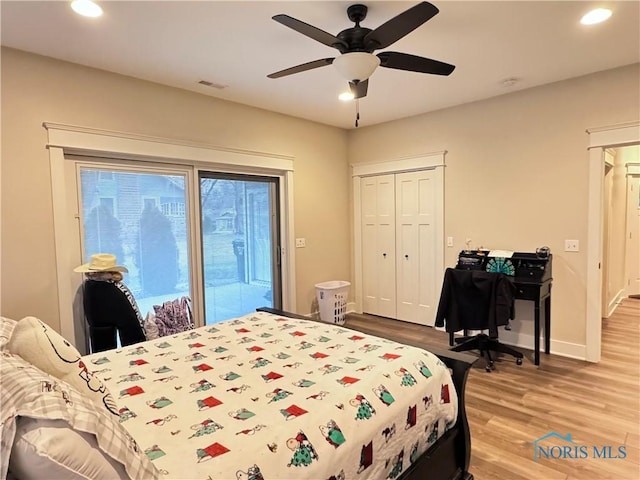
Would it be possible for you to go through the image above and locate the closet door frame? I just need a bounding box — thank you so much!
[352,152,445,318]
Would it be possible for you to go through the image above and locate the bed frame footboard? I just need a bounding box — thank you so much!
[399,346,475,480]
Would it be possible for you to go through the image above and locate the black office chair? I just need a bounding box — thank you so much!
[435,268,523,372]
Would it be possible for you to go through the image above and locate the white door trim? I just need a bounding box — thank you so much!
[352,151,446,177]
[585,121,640,363]
[351,152,445,316]
[45,122,296,347]
[627,163,640,176]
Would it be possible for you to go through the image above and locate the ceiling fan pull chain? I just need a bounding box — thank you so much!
[355,99,360,128]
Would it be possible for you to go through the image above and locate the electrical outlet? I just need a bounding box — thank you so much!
[447,236,454,247]
[295,238,306,248]
[565,239,579,252]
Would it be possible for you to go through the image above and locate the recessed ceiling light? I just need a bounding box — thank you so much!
[71,0,103,18]
[339,92,355,101]
[580,8,612,25]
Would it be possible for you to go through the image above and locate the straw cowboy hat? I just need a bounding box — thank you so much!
[74,253,128,273]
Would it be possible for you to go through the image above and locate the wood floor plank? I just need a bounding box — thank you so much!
[627,432,640,449]
[470,455,539,480]
[344,298,640,479]
[472,435,568,480]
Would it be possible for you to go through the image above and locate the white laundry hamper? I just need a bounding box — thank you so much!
[315,281,350,325]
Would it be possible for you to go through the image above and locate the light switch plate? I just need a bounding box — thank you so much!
[295,238,306,248]
[447,236,454,247]
[565,239,579,252]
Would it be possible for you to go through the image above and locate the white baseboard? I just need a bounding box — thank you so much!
[604,289,625,318]
[497,330,586,360]
[447,328,586,360]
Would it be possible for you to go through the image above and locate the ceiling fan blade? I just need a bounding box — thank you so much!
[364,2,439,50]
[273,14,348,50]
[267,58,335,79]
[349,79,369,99]
[377,51,455,75]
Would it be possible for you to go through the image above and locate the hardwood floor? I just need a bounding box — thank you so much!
[344,298,640,480]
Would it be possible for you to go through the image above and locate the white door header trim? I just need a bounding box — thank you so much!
[587,121,640,149]
[44,122,295,172]
[351,151,446,177]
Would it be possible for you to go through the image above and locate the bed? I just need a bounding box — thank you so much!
[1,310,475,480]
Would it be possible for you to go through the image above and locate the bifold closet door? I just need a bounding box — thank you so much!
[361,174,397,318]
[395,170,437,326]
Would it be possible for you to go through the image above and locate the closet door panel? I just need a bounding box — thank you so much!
[376,175,397,318]
[416,172,437,326]
[361,175,396,318]
[396,170,436,325]
[361,177,379,314]
[395,173,417,322]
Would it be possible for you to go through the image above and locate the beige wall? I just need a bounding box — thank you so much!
[348,64,640,351]
[0,47,350,331]
[2,46,639,357]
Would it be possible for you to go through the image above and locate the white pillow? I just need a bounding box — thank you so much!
[7,316,119,416]
[0,353,159,480]
[0,317,17,351]
[9,417,128,480]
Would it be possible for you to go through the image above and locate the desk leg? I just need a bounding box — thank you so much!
[544,294,551,355]
[534,300,541,366]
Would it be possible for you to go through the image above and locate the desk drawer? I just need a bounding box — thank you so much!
[515,284,539,300]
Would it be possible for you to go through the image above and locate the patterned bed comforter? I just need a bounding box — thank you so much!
[84,311,458,480]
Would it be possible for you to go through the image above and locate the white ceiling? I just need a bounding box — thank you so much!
[2,1,639,129]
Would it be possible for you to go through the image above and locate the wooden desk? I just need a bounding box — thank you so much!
[513,278,552,366]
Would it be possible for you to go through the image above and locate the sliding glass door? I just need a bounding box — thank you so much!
[199,173,281,324]
[72,160,283,331]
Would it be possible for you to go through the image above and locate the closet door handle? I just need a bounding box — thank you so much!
[405,254,409,259]
[383,253,387,258]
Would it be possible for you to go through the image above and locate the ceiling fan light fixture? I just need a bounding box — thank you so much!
[333,52,380,82]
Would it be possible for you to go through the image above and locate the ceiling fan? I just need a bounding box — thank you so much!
[267,1,455,100]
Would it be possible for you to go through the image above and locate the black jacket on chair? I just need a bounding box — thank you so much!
[434,268,515,338]
[83,280,146,352]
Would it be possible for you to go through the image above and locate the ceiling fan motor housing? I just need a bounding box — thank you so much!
[336,27,376,53]
[337,4,377,52]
